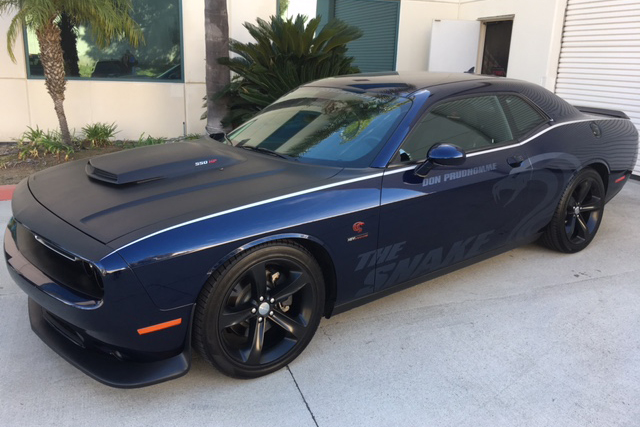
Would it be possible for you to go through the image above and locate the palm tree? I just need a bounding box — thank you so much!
[1,0,142,146]
[204,0,229,137]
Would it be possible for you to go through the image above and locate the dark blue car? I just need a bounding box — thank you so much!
[5,72,638,387]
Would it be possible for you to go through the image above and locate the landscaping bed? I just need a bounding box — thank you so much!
[0,142,128,185]
[0,133,201,185]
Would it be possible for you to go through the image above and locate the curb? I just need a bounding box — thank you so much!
[0,185,16,201]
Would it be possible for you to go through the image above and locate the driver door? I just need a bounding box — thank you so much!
[372,94,538,293]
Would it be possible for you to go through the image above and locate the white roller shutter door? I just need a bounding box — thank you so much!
[555,0,640,175]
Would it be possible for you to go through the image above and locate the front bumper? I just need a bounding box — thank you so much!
[28,298,191,388]
[5,180,194,388]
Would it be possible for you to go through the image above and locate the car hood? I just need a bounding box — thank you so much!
[28,139,341,245]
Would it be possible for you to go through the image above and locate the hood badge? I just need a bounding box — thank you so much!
[195,159,218,167]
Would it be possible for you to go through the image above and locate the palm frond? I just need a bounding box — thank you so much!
[218,14,362,128]
[1,0,143,55]
[63,0,142,47]
[0,0,143,146]
[2,0,57,61]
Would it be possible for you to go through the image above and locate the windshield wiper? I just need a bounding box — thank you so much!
[240,145,297,161]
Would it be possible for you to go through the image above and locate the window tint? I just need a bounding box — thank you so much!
[25,0,182,81]
[499,95,547,138]
[397,95,513,162]
[229,87,412,168]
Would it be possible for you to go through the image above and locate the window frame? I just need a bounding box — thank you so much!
[22,0,185,84]
[388,91,550,167]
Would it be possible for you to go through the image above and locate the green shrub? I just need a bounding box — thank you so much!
[134,133,167,147]
[18,126,74,160]
[82,122,118,147]
[184,133,202,140]
[20,125,46,143]
[214,14,362,128]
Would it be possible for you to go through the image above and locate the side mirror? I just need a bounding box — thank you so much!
[414,143,466,178]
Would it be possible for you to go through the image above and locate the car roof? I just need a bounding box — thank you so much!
[303,71,497,97]
[303,71,581,121]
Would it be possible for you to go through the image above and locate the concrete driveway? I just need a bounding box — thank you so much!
[1,181,639,427]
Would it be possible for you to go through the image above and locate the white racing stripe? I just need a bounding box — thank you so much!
[110,116,625,254]
[384,117,627,175]
[111,171,385,253]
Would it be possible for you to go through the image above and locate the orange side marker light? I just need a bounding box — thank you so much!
[615,175,626,184]
[137,318,182,335]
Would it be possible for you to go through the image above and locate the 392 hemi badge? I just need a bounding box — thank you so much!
[348,221,368,242]
[195,159,218,167]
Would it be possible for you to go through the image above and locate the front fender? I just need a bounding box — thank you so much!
[206,232,334,276]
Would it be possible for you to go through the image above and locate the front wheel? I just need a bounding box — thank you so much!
[541,168,605,253]
[193,242,325,378]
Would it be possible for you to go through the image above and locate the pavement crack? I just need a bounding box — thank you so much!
[287,365,319,427]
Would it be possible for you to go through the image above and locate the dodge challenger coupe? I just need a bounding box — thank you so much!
[5,72,638,387]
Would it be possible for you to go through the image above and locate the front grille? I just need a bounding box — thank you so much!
[15,222,104,300]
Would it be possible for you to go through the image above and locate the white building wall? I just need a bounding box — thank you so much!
[395,0,568,90]
[0,11,30,140]
[457,0,568,91]
[396,0,459,71]
[229,0,278,44]
[285,0,318,20]
[0,0,276,141]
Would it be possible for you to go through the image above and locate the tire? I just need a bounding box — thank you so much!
[193,241,325,378]
[541,168,605,253]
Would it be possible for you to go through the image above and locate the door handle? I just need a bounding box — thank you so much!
[507,155,525,168]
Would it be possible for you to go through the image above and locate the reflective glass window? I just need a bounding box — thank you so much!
[25,0,182,81]
[499,95,547,139]
[228,87,412,168]
[398,95,513,162]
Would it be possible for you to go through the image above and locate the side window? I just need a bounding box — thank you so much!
[499,95,547,139]
[397,95,513,162]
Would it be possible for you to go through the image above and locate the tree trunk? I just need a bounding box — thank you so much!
[204,0,230,136]
[59,13,80,77]
[37,20,72,146]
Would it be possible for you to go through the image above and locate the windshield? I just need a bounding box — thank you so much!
[227,87,412,167]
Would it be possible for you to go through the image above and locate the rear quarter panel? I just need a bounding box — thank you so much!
[522,116,638,238]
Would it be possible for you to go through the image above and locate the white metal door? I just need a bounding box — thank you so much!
[555,0,640,175]
[428,20,481,73]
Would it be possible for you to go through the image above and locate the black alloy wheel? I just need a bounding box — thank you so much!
[193,241,324,378]
[542,168,605,253]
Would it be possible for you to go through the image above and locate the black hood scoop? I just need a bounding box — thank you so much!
[86,140,243,185]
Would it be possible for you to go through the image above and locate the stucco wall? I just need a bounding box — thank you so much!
[0,0,276,141]
[0,10,30,141]
[0,0,569,141]
[396,0,459,71]
[285,0,318,20]
[229,0,277,44]
[396,0,567,90]
[457,0,568,90]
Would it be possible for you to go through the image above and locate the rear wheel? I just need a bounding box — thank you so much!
[193,242,324,378]
[541,168,605,253]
